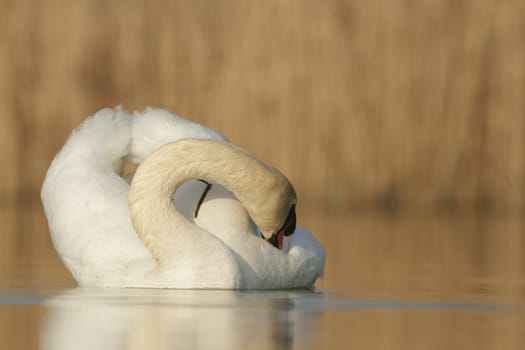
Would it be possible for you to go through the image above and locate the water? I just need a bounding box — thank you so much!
[1,287,524,349]
[1,206,525,349]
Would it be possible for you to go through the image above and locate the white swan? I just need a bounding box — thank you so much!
[41,107,325,289]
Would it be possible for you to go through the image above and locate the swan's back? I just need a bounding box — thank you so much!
[41,108,150,285]
[129,107,228,163]
[41,107,232,287]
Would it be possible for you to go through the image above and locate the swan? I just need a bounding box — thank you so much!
[41,107,325,289]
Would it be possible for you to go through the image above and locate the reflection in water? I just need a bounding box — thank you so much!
[0,287,524,349]
[40,289,324,350]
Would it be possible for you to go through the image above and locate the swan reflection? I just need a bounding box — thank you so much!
[41,288,324,349]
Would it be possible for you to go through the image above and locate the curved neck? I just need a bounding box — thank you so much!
[128,139,295,262]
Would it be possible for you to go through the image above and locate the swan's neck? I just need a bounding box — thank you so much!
[128,139,295,263]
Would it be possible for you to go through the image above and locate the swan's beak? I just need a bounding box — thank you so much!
[267,231,285,250]
[266,205,296,250]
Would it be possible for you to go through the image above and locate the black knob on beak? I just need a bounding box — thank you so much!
[283,204,296,236]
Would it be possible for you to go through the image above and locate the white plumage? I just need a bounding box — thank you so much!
[41,107,325,289]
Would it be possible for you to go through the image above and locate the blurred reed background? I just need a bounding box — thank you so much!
[2,1,525,348]
[1,0,525,282]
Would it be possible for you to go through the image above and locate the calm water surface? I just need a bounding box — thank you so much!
[1,208,525,349]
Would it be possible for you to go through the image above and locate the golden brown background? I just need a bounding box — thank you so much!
[3,0,525,212]
[1,0,525,348]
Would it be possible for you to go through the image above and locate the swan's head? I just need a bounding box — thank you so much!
[244,167,298,250]
[264,204,296,250]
